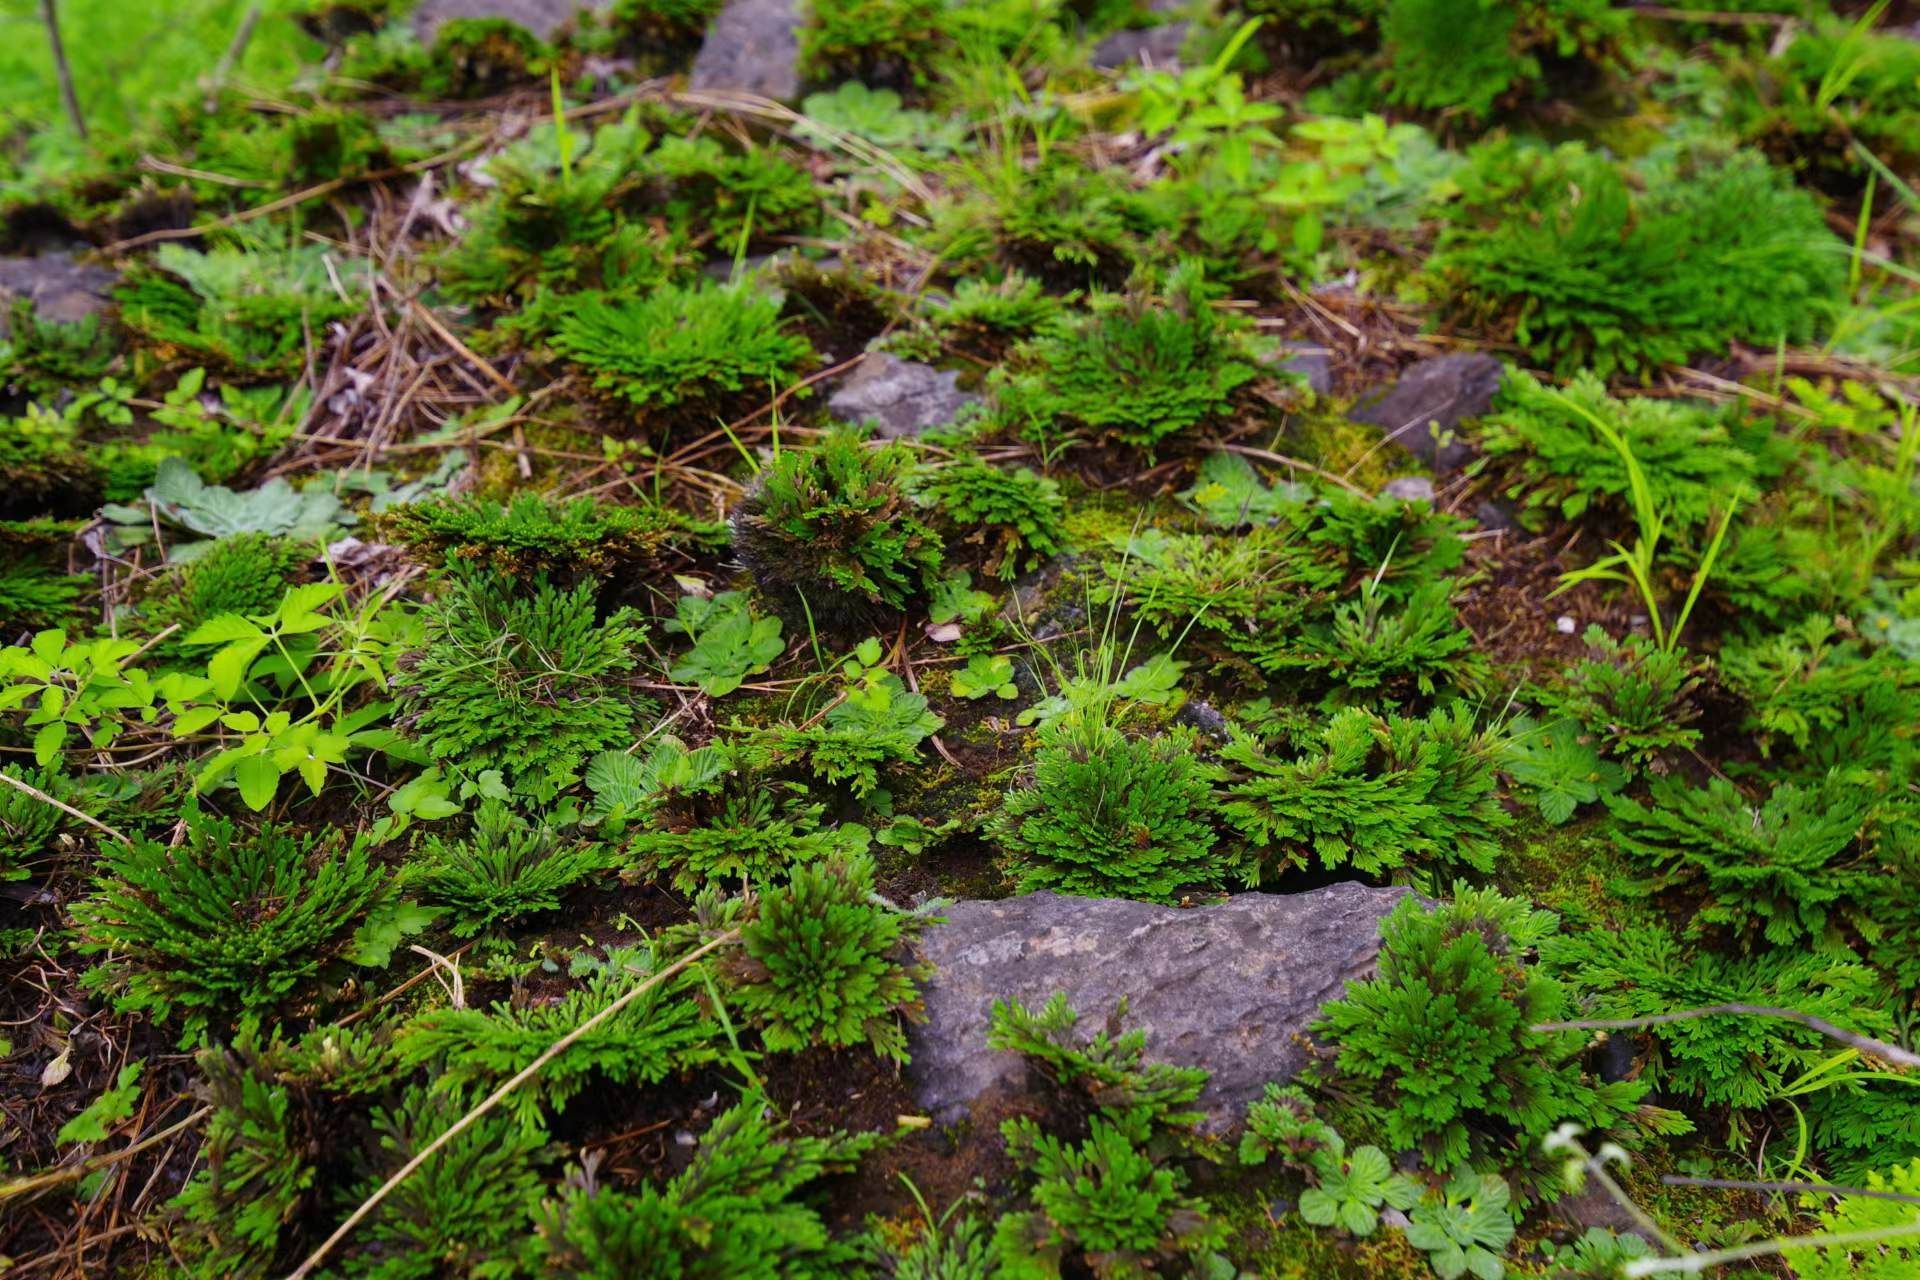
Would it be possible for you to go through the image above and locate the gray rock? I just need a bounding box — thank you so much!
[827,352,979,439]
[412,0,603,41]
[1475,499,1519,535]
[0,253,118,330]
[1271,342,1333,395]
[1381,476,1435,504]
[1091,22,1189,70]
[1349,352,1503,476]
[909,884,1407,1129]
[689,0,802,101]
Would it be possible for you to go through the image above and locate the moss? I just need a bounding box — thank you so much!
[1287,409,1416,494]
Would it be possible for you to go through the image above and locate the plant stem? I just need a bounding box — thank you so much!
[39,0,86,140]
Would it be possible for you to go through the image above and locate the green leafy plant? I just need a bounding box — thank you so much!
[116,241,362,376]
[1787,1158,1920,1280]
[1221,704,1508,878]
[1313,886,1645,1172]
[666,589,786,696]
[1604,772,1889,947]
[378,492,719,580]
[1433,146,1845,380]
[0,627,209,767]
[71,809,390,1043]
[1499,716,1625,825]
[628,784,870,893]
[1301,1142,1417,1237]
[992,262,1261,451]
[989,993,1211,1135]
[104,457,349,563]
[403,799,622,937]
[1380,0,1623,123]
[730,430,946,618]
[993,722,1229,903]
[993,1115,1227,1278]
[397,569,651,801]
[1404,1169,1516,1280]
[399,944,717,1120]
[1239,1083,1343,1172]
[0,765,75,880]
[141,532,308,656]
[582,736,734,831]
[1536,626,1703,767]
[747,640,945,798]
[532,1096,878,1276]
[914,456,1068,579]
[549,281,814,416]
[951,653,1016,700]
[799,0,947,87]
[726,849,933,1061]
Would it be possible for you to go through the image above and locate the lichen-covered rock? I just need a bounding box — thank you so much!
[908,883,1407,1129]
[0,253,118,329]
[827,351,979,439]
[1349,352,1503,475]
[689,0,803,101]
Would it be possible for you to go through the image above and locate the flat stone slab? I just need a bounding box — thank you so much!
[689,0,802,101]
[827,352,979,438]
[1349,352,1503,475]
[909,884,1407,1129]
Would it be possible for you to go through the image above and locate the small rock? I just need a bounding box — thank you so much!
[1271,342,1333,395]
[1173,700,1230,742]
[1474,499,1518,534]
[1090,22,1188,70]
[908,884,1408,1130]
[1556,616,1578,634]
[689,0,802,101]
[1349,352,1503,476]
[0,253,118,330]
[411,0,601,41]
[1380,476,1435,504]
[827,352,979,439]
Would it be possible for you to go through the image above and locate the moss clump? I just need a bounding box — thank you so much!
[377,492,721,581]
[993,722,1229,903]
[729,430,945,619]
[548,281,815,419]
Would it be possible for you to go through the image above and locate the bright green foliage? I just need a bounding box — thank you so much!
[952,653,1017,700]
[754,668,944,798]
[1536,626,1703,767]
[549,281,813,414]
[341,1083,549,1280]
[1313,887,1645,1171]
[1434,147,1844,379]
[1787,1159,1920,1280]
[399,569,651,801]
[0,765,72,880]
[730,430,945,616]
[141,532,307,660]
[993,724,1229,903]
[988,993,1210,1135]
[728,850,932,1061]
[1541,1229,1665,1280]
[1380,0,1624,122]
[1261,578,1484,701]
[665,590,786,696]
[404,800,622,937]
[58,1060,143,1145]
[399,945,717,1121]
[1480,369,1765,529]
[379,493,719,580]
[1499,717,1625,825]
[71,811,388,1043]
[1541,923,1892,1111]
[1221,705,1508,878]
[0,403,100,519]
[1718,617,1920,760]
[630,785,870,893]
[1238,1083,1342,1172]
[1,299,115,396]
[914,457,1068,579]
[1300,1143,1417,1237]
[116,242,361,376]
[992,263,1261,449]
[937,272,1061,339]
[111,457,348,563]
[531,1097,878,1277]
[1404,1170,1516,1280]
[1737,20,1920,191]
[993,1116,1226,1279]
[582,736,735,831]
[644,134,821,247]
[0,535,89,631]
[169,1048,318,1279]
[800,0,947,86]
[1604,773,1887,947]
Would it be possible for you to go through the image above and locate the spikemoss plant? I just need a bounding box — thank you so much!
[994,722,1230,903]
[378,492,720,580]
[913,455,1068,579]
[727,850,933,1061]
[549,281,814,416]
[398,569,651,801]
[729,430,946,618]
